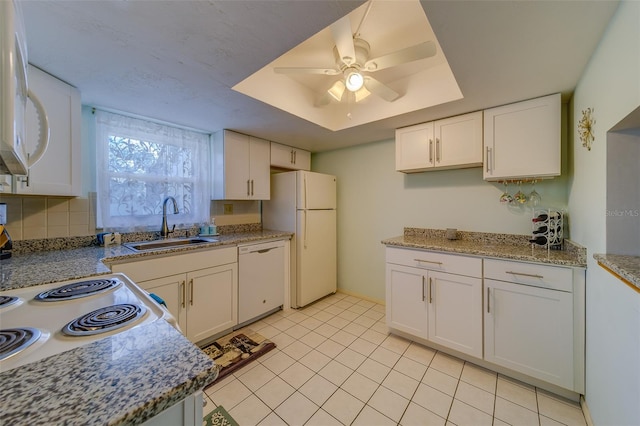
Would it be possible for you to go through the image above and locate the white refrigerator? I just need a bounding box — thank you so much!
[262,171,337,308]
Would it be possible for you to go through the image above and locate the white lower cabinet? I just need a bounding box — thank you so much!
[138,273,188,332]
[386,264,428,338]
[386,247,585,394]
[111,247,238,344]
[484,278,573,389]
[483,258,585,393]
[386,247,483,358]
[141,391,203,426]
[139,265,237,343]
[428,271,483,357]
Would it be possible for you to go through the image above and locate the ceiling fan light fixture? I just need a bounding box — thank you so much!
[327,80,346,101]
[354,87,371,102]
[345,71,364,92]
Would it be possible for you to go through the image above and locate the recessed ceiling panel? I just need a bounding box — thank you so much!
[232,0,462,131]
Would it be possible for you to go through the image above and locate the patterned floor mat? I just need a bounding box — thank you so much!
[202,328,276,387]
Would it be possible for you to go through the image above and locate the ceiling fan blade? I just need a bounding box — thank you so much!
[274,67,340,75]
[364,41,436,72]
[363,76,401,102]
[331,17,356,66]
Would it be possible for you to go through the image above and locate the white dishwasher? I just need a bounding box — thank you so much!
[238,240,285,325]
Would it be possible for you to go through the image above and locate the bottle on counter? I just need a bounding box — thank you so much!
[532,211,560,222]
[532,226,548,234]
[529,236,548,245]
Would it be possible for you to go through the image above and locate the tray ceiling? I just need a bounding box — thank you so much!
[21,0,619,152]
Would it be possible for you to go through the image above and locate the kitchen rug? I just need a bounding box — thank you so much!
[203,405,239,426]
[202,328,276,387]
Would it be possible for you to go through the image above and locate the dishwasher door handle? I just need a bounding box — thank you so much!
[256,248,276,254]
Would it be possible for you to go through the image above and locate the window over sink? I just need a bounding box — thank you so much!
[95,110,210,230]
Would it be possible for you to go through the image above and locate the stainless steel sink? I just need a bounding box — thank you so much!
[124,237,219,252]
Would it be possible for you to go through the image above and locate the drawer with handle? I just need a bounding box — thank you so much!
[386,247,482,278]
[484,258,573,292]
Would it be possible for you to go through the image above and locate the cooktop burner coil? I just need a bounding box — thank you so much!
[0,295,20,309]
[62,303,146,336]
[0,328,42,361]
[34,278,121,302]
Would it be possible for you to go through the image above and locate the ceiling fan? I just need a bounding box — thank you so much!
[273,1,436,106]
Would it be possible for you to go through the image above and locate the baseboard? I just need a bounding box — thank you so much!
[336,288,385,305]
[581,395,594,426]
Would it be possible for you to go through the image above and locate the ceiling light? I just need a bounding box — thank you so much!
[345,71,364,92]
[327,80,346,101]
[354,87,371,102]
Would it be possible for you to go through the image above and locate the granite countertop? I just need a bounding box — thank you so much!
[382,228,586,267]
[0,320,219,425]
[0,228,291,424]
[0,229,292,291]
[593,253,640,290]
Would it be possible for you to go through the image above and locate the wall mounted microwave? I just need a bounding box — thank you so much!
[0,0,49,176]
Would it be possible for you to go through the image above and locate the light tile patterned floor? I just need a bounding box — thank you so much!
[203,292,587,426]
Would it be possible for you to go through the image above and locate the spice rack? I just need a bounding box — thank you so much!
[530,208,564,250]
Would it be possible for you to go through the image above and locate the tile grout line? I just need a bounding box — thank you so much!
[239,295,388,425]
[205,292,587,426]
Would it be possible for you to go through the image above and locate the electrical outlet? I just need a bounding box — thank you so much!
[223,204,233,214]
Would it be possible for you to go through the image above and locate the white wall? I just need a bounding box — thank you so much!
[313,139,569,302]
[569,1,640,424]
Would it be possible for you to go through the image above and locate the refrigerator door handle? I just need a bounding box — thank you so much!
[303,173,308,209]
[303,210,307,249]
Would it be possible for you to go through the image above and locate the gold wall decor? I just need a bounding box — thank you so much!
[578,107,595,151]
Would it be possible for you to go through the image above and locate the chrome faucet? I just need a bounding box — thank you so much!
[160,196,178,239]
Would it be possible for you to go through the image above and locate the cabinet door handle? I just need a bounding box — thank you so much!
[429,139,433,164]
[485,147,492,173]
[247,179,251,196]
[293,150,297,164]
[506,271,544,279]
[180,280,186,308]
[429,277,433,304]
[290,150,294,164]
[17,173,30,187]
[414,258,443,266]
[436,138,440,163]
[189,278,194,306]
[422,276,426,301]
[251,179,254,196]
[487,287,491,313]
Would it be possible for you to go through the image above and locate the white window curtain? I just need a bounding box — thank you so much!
[95,110,210,231]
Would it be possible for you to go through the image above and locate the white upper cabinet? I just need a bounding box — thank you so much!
[483,93,561,181]
[212,130,270,200]
[396,111,483,173]
[396,121,434,172]
[14,66,81,196]
[271,142,311,171]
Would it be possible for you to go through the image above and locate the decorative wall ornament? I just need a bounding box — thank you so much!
[578,107,595,151]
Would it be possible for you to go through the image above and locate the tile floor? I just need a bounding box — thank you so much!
[203,292,587,426]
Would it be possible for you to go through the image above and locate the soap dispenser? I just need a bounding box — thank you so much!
[0,203,12,259]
